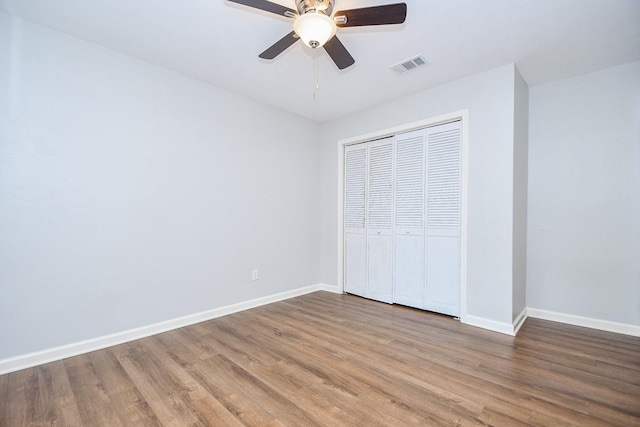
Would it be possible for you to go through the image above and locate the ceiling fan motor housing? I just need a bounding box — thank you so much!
[296,0,334,16]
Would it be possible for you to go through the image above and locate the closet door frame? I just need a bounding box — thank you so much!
[337,110,469,321]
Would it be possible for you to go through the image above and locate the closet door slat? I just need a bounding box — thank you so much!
[426,121,461,317]
[344,144,368,297]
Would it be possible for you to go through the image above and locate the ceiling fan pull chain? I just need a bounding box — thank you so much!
[312,56,319,100]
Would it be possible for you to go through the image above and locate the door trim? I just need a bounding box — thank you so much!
[337,110,469,322]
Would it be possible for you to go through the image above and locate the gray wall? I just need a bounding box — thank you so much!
[2,9,637,365]
[0,14,322,360]
[512,67,529,321]
[319,64,520,327]
[527,61,640,325]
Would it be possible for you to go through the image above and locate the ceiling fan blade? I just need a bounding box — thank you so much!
[259,31,299,59]
[227,0,296,17]
[334,3,407,27]
[323,36,355,70]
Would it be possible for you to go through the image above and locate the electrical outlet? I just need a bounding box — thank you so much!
[252,269,259,281]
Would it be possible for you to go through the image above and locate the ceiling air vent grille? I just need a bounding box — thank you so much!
[391,55,428,74]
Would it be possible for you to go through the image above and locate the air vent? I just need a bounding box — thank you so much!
[390,55,428,74]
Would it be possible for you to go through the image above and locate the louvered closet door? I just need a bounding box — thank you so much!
[425,121,461,316]
[366,138,394,303]
[393,129,426,309]
[344,144,368,297]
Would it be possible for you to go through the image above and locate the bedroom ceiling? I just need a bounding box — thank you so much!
[1,0,639,122]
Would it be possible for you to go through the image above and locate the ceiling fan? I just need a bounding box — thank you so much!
[227,0,407,70]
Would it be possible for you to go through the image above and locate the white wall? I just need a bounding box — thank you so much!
[0,14,322,361]
[512,67,529,321]
[527,61,640,326]
[320,64,520,327]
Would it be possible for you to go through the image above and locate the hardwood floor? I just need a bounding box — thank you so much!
[1,291,639,426]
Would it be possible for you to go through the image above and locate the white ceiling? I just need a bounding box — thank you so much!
[2,0,639,122]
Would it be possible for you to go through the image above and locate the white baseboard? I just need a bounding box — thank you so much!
[0,284,331,375]
[527,308,640,337]
[7,289,633,375]
[461,314,517,336]
[460,307,640,338]
[461,307,526,336]
[512,307,528,335]
[318,283,342,294]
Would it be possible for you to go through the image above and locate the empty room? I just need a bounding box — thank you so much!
[1,0,639,425]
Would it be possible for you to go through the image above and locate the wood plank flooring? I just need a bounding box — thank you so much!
[1,291,639,426]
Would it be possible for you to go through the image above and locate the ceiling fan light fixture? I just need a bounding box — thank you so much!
[293,12,337,48]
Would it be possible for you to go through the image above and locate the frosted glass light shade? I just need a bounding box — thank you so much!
[293,13,337,48]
